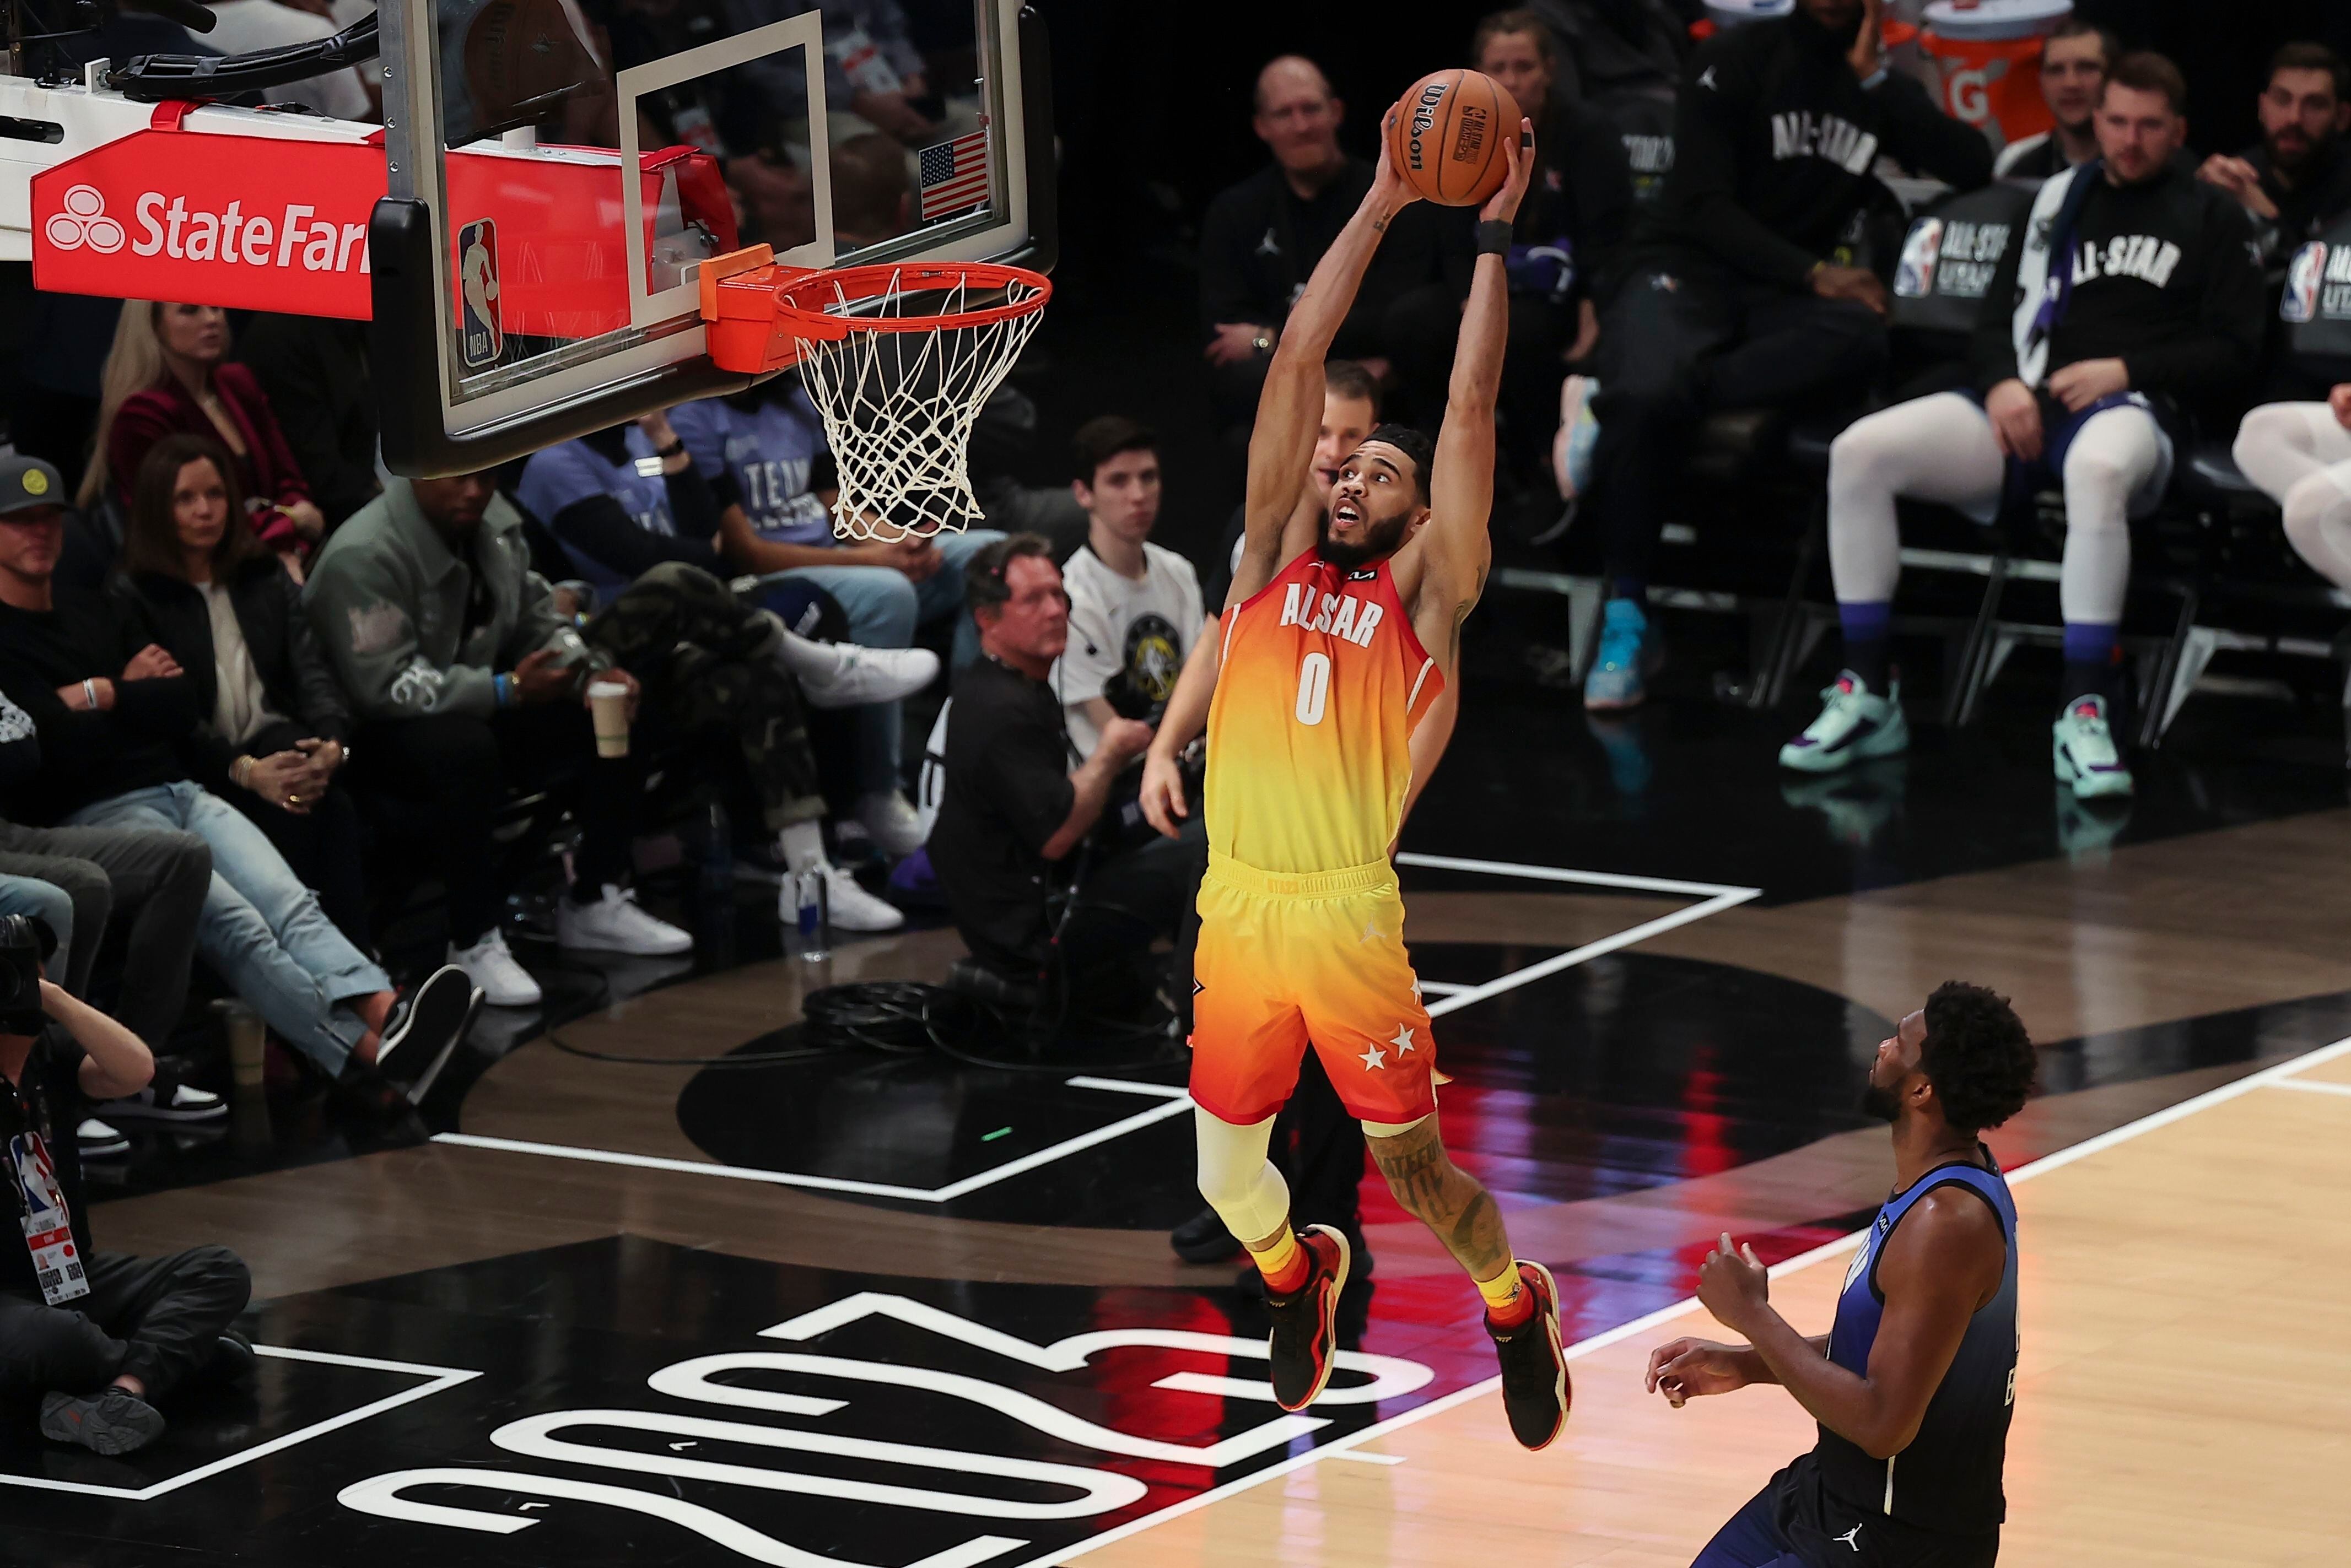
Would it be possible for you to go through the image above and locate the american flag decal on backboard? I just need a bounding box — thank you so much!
[918,127,991,219]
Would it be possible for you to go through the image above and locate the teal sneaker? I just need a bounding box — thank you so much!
[1583,597,1656,711]
[2052,695,2134,798]
[1779,672,1910,773]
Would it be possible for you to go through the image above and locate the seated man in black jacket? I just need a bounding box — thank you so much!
[929,534,1205,1020]
[1578,0,1992,711]
[1198,56,1446,427]
[0,919,253,1456]
[1780,53,2262,806]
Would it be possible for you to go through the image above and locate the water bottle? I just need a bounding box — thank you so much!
[795,868,830,962]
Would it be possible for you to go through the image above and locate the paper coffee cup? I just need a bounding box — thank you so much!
[587,680,632,758]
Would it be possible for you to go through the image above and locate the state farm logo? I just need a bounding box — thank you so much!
[42,183,371,274]
[43,186,123,254]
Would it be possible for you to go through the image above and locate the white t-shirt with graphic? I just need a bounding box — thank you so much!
[1051,542,1203,759]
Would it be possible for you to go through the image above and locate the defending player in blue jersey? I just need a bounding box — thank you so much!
[1646,982,2038,1568]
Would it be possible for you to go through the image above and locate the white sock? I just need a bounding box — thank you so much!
[778,819,828,874]
[2056,403,2164,625]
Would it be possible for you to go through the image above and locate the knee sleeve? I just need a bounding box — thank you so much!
[1194,1109,1290,1242]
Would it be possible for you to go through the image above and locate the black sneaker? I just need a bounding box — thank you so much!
[1485,1261,1571,1451]
[208,1330,258,1391]
[41,1388,165,1455]
[1171,1206,1240,1264]
[1264,1224,1350,1411]
[375,964,478,1105]
[94,1064,226,1126]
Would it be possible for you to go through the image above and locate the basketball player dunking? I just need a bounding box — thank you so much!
[1139,110,1571,1447]
[1648,983,2039,1566]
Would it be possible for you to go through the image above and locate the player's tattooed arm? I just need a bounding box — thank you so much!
[1368,1119,1513,1282]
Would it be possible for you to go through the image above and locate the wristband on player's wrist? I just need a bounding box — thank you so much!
[1475,219,1513,256]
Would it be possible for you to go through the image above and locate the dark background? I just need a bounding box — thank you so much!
[1023,0,2351,564]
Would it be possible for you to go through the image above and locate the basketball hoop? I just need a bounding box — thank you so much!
[704,257,1050,539]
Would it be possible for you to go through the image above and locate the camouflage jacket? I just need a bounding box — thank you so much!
[301,478,600,721]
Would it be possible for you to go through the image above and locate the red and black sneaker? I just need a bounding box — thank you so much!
[1264,1224,1351,1411]
[1485,1261,1571,1450]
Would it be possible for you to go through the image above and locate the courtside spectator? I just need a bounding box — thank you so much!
[113,436,371,948]
[1460,10,1635,488]
[1992,19,2116,180]
[529,399,940,860]
[2196,43,2351,401]
[82,303,325,562]
[231,315,381,532]
[1782,54,2262,805]
[0,683,211,1073]
[930,535,1203,1015]
[670,380,993,855]
[1205,360,1383,611]
[0,925,253,1457]
[2196,44,2351,272]
[0,459,471,1115]
[2234,385,2351,591]
[1577,0,1992,712]
[515,412,732,597]
[1198,57,1443,425]
[303,473,691,1005]
[1053,418,1202,758]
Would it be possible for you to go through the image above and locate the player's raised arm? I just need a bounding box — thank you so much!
[1234,107,1419,595]
[1409,118,1532,657]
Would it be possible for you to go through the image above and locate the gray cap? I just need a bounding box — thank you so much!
[0,455,66,520]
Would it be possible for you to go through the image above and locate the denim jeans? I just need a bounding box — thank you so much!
[0,874,78,990]
[67,783,389,1076]
[754,527,1003,796]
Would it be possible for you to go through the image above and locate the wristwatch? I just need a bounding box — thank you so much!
[656,438,687,459]
[1252,332,1272,354]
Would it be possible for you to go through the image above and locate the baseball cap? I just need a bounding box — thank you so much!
[0,455,66,520]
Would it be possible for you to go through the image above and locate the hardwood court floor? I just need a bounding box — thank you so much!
[1076,1043,2351,1568]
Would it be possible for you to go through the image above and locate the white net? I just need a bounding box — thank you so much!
[785,266,1049,539]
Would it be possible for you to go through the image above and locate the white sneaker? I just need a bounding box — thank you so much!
[793,642,940,710]
[856,791,926,857]
[77,1118,129,1159]
[557,883,694,955]
[2052,695,2134,799]
[781,866,905,933]
[1779,672,1910,774]
[450,928,543,1007]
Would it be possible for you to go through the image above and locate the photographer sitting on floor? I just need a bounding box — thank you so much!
[929,534,1206,1022]
[0,914,253,1456]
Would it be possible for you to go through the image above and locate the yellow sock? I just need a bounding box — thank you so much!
[1248,1229,1308,1291]
[1476,1257,1531,1323]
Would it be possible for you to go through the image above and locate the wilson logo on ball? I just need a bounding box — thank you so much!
[44,185,125,255]
[1408,83,1446,171]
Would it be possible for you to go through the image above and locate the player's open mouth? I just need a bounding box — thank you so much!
[1333,502,1362,526]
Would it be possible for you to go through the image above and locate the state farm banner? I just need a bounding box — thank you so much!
[33,129,384,317]
[31,126,732,338]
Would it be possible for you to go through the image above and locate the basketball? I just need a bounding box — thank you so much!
[1387,69,1521,207]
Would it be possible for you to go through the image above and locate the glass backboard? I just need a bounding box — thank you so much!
[370,0,1051,475]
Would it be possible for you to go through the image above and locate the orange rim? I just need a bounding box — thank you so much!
[767,261,1052,340]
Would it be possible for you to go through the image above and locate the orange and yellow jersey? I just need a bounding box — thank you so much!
[1204,549,1444,875]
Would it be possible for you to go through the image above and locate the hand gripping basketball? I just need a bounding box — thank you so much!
[1480,116,1536,227]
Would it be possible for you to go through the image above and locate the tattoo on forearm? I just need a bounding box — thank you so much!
[1371,216,1388,233]
[1370,1124,1513,1280]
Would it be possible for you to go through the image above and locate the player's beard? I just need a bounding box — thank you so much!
[1859,1074,1902,1124]
[1318,507,1411,569]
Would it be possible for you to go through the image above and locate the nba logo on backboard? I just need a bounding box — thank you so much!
[1894,218,1943,299]
[2282,242,2325,324]
[458,218,503,370]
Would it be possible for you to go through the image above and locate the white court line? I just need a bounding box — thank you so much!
[2268,1075,2351,1099]
[0,1347,478,1500]
[1039,1034,2351,1566]
[433,1076,1196,1203]
[1394,852,1761,1021]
